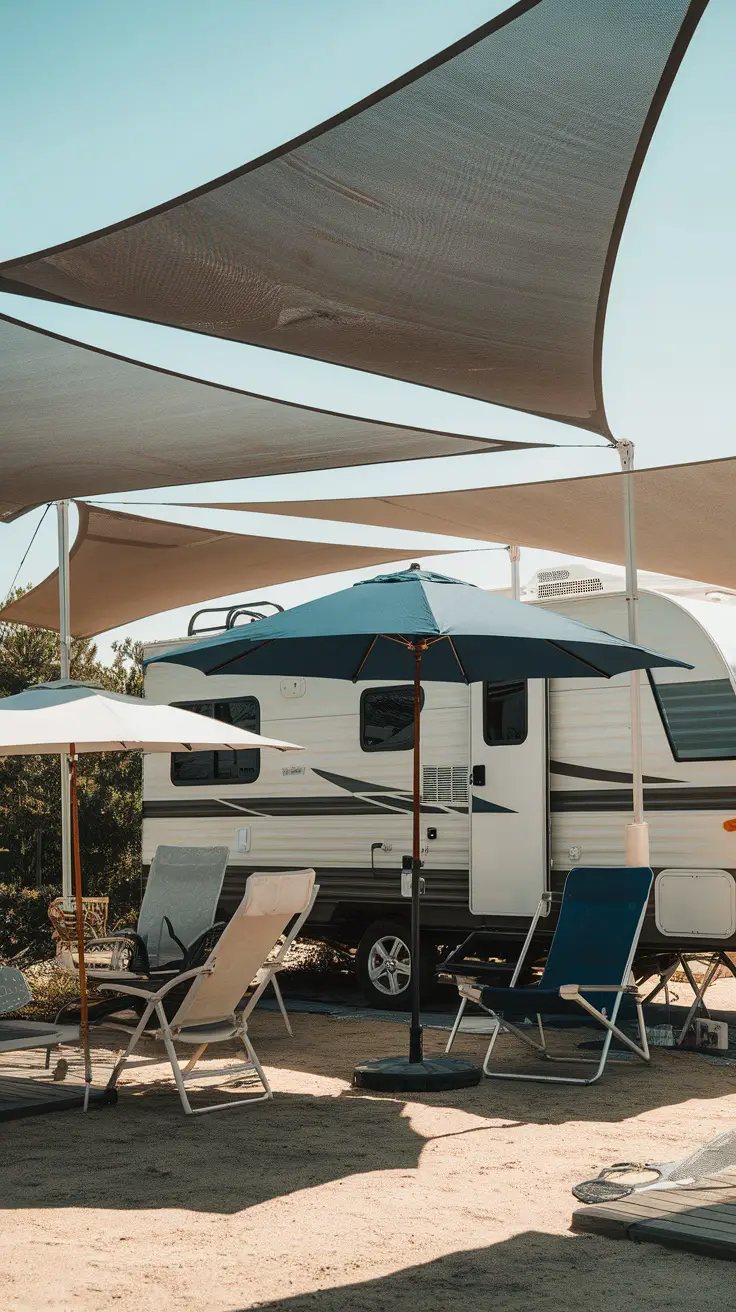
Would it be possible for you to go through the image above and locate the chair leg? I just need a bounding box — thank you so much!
[242,1029,273,1099]
[271,976,292,1037]
[183,1043,208,1075]
[444,995,467,1054]
[105,1002,156,1093]
[160,1021,194,1116]
[482,1012,546,1076]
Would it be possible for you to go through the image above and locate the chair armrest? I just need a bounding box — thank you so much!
[98,964,212,1002]
[558,984,640,999]
[83,935,137,950]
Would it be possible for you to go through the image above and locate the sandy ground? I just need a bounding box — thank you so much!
[2,1000,736,1312]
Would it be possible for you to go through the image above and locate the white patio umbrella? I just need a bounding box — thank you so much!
[0,678,302,1106]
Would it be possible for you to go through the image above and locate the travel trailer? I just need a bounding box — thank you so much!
[142,566,736,1006]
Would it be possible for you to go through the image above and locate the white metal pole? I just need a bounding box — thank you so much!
[508,544,521,601]
[56,500,73,904]
[616,441,649,866]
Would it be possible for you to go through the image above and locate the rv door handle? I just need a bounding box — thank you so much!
[471,765,486,787]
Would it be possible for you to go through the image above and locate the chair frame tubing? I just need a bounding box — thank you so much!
[100,969,272,1116]
[445,892,551,1055]
[451,887,651,1085]
[241,884,319,1037]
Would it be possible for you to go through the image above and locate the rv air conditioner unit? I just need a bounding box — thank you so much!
[522,565,622,603]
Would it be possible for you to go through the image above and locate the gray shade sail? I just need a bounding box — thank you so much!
[0,1,708,436]
[215,456,736,590]
[0,502,451,637]
[0,313,520,522]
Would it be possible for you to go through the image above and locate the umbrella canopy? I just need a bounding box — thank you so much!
[0,679,301,755]
[149,568,690,682]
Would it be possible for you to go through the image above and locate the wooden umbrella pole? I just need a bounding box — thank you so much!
[409,644,423,1066]
[69,744,92,1099]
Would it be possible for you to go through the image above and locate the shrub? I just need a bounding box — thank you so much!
[0,882,57,964]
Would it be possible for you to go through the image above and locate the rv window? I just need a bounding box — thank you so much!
[483,680,527,746]
[649,678,736,761]
[360,685,424,752]
[170,697,261,785]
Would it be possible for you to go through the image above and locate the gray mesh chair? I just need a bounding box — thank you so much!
[86,845,230,976]
[49,846,232,1057]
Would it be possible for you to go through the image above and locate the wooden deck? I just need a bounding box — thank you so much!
[0,1075,115,1122]
[572,1172,736,1261]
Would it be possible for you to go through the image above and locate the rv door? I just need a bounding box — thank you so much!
[469,679,548,916]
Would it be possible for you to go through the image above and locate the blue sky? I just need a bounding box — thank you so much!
[1,0,733,655]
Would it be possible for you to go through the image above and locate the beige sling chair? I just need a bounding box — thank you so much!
[100,869,315,1115]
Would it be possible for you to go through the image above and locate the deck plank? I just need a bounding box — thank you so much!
[0,1075,113,1121]
[572,1174,736,1261]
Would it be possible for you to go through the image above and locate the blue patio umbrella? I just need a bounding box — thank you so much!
[150,566,689,1091]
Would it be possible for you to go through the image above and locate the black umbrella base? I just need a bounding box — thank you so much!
[353,1055,482,1092]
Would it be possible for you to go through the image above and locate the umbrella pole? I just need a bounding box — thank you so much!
[69,744,92,1108]
[617,441,649,867]
[353,636,481,1092]
[409,644,423,1066]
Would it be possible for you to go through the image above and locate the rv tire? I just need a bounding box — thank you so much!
[356,919,435,1010]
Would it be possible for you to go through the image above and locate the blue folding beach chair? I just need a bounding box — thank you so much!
[455,867,653,1085]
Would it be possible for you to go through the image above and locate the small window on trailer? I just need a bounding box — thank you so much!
[170,697,261,785]
[360,685,425,752]
[648,676,736,761]
[483,680,528,746]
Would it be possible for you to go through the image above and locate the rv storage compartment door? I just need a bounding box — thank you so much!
[470,679,548,916]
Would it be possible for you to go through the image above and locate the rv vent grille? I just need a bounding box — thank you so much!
[422,766,469,805]
[537,577,604,598]
[537,568,571,584]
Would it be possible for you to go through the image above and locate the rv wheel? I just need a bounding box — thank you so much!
[356,919,435,1011]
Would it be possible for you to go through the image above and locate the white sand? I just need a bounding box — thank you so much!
[2,1007,736,1312]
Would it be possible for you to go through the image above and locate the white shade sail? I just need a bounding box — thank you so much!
[0,680,302,755]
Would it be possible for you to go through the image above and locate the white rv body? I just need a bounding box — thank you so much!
[142,568,736,974]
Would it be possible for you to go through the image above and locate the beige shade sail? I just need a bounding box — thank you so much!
[0,2,708,436]
[0,503,450,637]
[213,456,736,590]
[0,312,522,523]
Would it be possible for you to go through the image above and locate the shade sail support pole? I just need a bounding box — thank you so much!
[56,500,73,905]
[617,441,649,866]
[409,642,423,1066]
[69,743,92,1106]
[508,545,521,601]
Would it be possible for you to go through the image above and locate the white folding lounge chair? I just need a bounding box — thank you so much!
[242,882,320,1035]
[0,966,78,1056]
[100,869,315,1115]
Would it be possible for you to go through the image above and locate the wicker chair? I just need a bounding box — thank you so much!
[47,896,109,953]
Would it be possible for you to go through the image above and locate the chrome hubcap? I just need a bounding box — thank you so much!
[368,935,411,996]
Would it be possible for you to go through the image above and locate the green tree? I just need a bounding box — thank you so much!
[0,605,144,924]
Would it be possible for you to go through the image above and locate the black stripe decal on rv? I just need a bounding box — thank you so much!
[551,786,736,812]
[143,795,451,820]
[549,760,679,785]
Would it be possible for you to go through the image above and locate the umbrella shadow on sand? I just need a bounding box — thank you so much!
[0,1081,488,1214]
